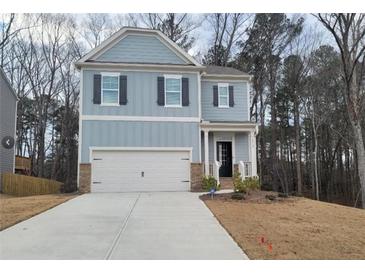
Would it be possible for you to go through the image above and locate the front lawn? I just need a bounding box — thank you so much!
[0,193,77,231]
[202,191,365,259]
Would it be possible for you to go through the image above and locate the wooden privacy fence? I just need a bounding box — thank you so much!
[15,155,31,175]
[1,173,62,196]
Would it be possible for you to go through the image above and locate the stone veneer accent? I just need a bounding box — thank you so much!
[79,163,91,193]
[190,163,204,192]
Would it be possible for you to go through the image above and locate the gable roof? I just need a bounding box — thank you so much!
[75,27,203,69]
[0,67,18,100]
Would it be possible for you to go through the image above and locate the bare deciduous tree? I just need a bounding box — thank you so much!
[81,13,112,48]
[136,13,200,51]
[203,13,251,66]
[316,13,365,208]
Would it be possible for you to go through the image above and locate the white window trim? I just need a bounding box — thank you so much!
[164,74,182,108]
[101,72,120,106]
[218,83,229,108]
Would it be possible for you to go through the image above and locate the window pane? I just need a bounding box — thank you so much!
[219,86,228,96]
[166,91,181,105]
[103,76,118,89]
[103,90,118,104]
[219,95,228,106]
[219,86,228,106]
[166,78,181,91]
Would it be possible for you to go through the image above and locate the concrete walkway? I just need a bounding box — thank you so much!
[0,192,247,260]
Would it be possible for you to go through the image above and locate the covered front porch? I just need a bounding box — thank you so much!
[200,121,258,184]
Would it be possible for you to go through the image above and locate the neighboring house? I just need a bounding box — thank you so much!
[0,67,17,189]
[75,27,257,193]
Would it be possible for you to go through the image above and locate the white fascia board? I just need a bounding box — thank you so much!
[200,121,258,132]
[75,62,205,72]
[81,115,200,123]
[80,66,201,74]
[201,74,251,81]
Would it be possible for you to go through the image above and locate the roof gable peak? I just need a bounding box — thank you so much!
[76,27,202,68]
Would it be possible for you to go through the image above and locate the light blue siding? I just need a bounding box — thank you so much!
[201,80,249,122]
[96,35,187,64]
[0,71,17,188]
[235,132,249,162]
[82,70,199,117]
[200,132,249,163]
[81,121,200,162]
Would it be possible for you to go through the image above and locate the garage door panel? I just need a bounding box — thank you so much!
[91,150,190,192]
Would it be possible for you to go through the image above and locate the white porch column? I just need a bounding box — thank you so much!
[250,129,258,177]
[204,130,209,175]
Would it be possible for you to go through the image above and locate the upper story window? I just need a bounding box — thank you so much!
[165,75,182,107]
[102,74,119,105]
[218,83,229,108]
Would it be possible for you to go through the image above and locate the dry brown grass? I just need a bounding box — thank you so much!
[0,193,77,231]
[202,191,365,259]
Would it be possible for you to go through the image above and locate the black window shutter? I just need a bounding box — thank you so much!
[229,85,234,107]
[119,75,127,105]
[213,85,218,106]
[157,76,165,106]
[93,74,101,104]
[182,77,189,106]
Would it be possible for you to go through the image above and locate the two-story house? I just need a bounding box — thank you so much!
[75,27,257,193]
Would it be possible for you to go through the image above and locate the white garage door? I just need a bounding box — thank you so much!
[91,149,191,192]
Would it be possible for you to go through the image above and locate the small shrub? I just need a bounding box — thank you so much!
[233,172,260,194]
[233,171,247,193]
[202,175,220,191]
[244,176,260,194]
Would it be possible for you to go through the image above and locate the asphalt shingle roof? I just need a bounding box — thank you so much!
[205,65,248,75]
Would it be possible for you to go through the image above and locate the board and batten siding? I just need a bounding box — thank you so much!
[235,132,249,162]
[0,72,17,188]
[200,132,249,163]
[201,80,249,122]
[96,34,187,64]
[82,70,199,117]
[81,121,200,163]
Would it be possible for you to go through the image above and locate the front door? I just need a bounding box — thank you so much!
[216,142,232,177]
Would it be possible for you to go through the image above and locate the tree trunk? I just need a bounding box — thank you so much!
[352,122,365,208]
[259,91,266,184]
[312,119,320,201]
[294,98,302,194]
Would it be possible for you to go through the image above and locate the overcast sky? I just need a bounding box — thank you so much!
[3,13,334,60]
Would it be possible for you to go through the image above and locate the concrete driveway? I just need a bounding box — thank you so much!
[0,192,247,259]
